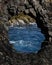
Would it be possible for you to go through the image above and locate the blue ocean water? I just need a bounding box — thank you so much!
[8,24,45,53]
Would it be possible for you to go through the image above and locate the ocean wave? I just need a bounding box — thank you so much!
[9,40,42,48]
[8,25,45,53]
[9,40,42,53]
[10,40,32,45]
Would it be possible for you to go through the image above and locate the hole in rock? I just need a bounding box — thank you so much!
[8,13,46,53]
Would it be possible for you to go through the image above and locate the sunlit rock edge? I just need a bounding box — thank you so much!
[8,12,36,27]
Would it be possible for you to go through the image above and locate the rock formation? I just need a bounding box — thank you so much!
[0,0,52,65]
[8,12,36,26]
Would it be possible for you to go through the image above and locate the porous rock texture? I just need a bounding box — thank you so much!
[0,0,52,65]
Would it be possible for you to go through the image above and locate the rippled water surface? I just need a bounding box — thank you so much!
[8,24,45,53]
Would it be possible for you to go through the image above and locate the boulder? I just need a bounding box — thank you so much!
[29,8,36,17]
[24,9,29,14]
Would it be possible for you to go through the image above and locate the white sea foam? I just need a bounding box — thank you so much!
[10,41,16,44]
[9,40,33,46]
[29,22,36,25]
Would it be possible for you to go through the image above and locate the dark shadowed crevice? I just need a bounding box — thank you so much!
[36,12,49,40]
[25,12,49,48]
[24,11,49,39]
[27,0,49,48]
[35,12,49,47]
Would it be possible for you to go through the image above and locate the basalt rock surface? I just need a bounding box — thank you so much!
[0,0,52,65]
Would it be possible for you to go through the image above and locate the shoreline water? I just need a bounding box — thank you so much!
[8,25,45,53]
